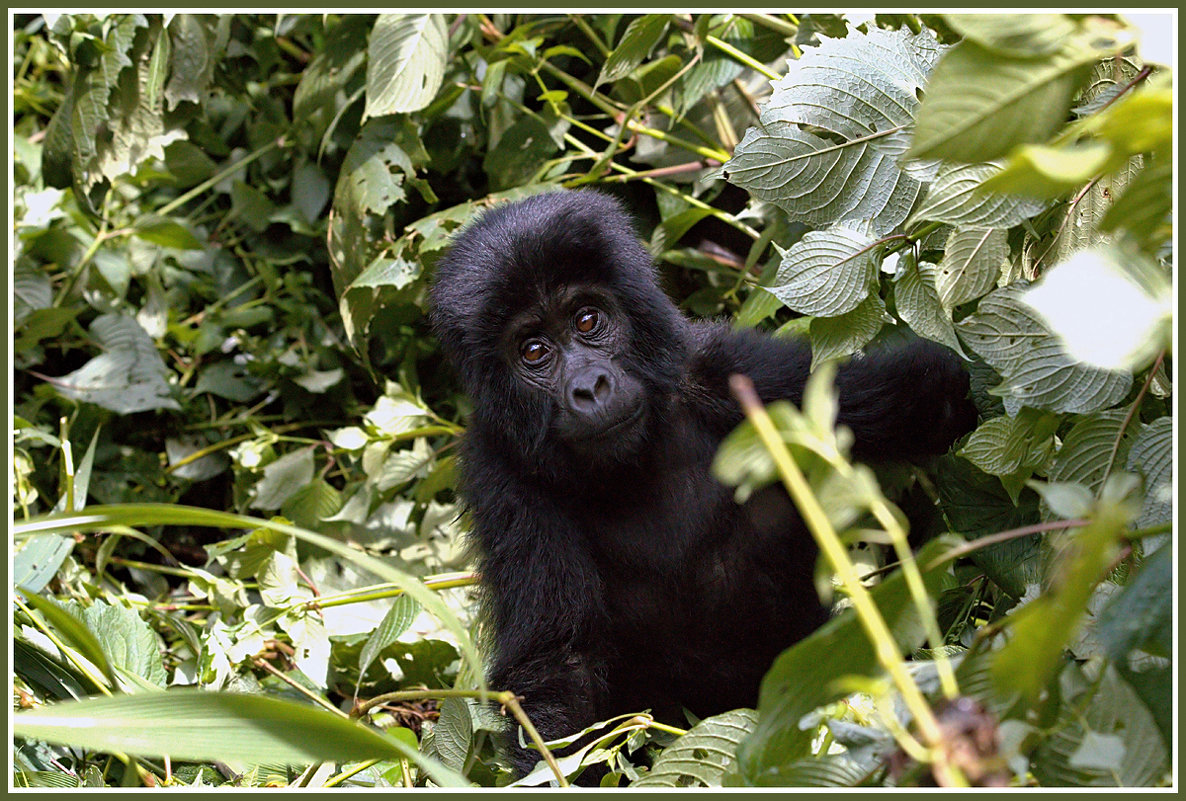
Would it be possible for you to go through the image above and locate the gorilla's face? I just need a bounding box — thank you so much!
[504,283,648,458]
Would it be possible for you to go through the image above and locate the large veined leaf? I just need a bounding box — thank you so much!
[955,285,1131,414]
[1125,416,1172,532]
[723,27,944,234]
[768,227,879,316]
[364,14,448,119]
[633,709,756,787]
[908,38,1097,162]
[957,410,1058,478]
[1046,411,1133,501]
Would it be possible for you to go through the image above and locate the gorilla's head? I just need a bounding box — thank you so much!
[430,191,689,472]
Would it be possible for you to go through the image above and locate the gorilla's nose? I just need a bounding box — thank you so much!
[570,370,613,411]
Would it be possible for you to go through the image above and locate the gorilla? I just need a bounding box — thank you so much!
[429,190,977,781]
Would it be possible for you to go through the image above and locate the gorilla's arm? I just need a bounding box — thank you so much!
[688,324,977,461]
[460,437,609,776]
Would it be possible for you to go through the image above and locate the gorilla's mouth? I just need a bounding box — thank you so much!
[570,405,646,442]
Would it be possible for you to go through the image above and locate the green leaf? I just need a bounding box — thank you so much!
[726,754,871,787]
[809,294,889,368]
[483,109,566,191]
[1031,663,1168,786]
[364,14,448,118]
[292,161,331,224]
[250,447,316,511]
[907,161,1049,228]
[13,690,468,786]
[53,314,180,414]
[935,455,1041,597]
[229,180,275,233]
[990,499,1133,702]
[358,594,420,680]
[934,227,1009,310]
[734,537,953,780]
[164,14,222,108]
[908,39,1097,162]
[1099,156,1172,247]
[943,13,1076,57]
[81,601,167,688]
[725,27,942,235]
[17,591,118,688]
[735,287,784,330]
[1047,410,1132,498]
[424,696,474,773]
[1027,480,1095,520]
[133,215,204,249]
[280,480,342,532]
[329,118,417,293]
[597,14,670,86]
[13,535,76,595]
[193,360,265,402]
[1095,544,1171,661]
[1077,72,1173,156]
[980,142,1114,198]
[41,80,76,189]
[958,409,1058,478]
[634,709,757,787]
[768,227,879,317]
[955,285,1131,414]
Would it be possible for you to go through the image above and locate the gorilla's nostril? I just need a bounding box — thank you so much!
[593,373,610,400]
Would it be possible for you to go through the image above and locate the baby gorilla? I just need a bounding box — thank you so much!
[429,190,977,782]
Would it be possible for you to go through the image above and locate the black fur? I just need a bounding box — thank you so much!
[429,190,977,781]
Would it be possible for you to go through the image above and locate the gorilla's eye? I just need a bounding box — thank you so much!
[520,339,550,365]
[575,308,601,334]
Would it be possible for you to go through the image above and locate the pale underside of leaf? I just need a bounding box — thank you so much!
[364,14,447,119]
[634,709,757,787]
[769,227,879,317]
[908,162,1049,228]
[810,293,890,368]
[956,287,1130,414]
[1047,410,1129,493]
[725,27,944,234]
[1125,416,1172,529]
[895,261,965,355]
[936,227,1009,309]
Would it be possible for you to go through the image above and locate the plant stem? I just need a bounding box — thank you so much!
[322,758,381,788]
[154,136,283,219]
[300,572,479,611]
[740,13,800,39]
[1100,350,1164,491]
[253,656,348,717]
[706,34,779,81]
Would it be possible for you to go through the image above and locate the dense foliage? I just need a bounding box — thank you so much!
[11,12,1173,788]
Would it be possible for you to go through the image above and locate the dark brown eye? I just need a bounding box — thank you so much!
[575,308,600,334]
[521,339,549,364]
